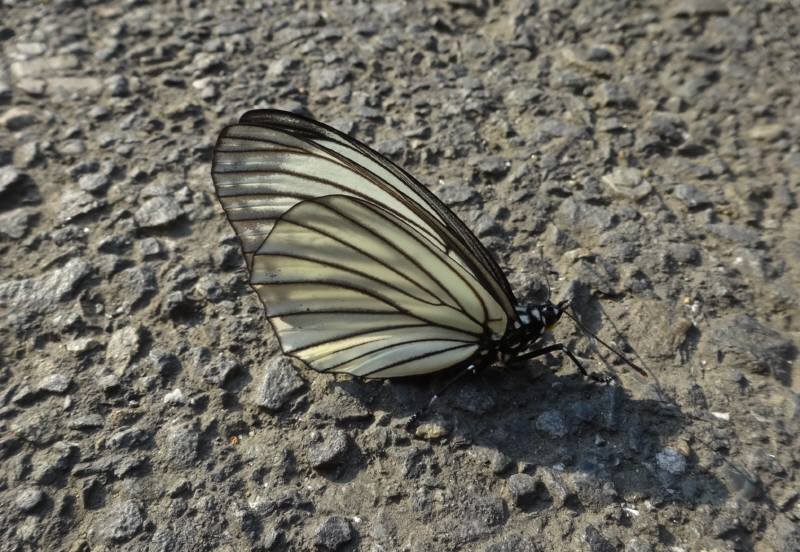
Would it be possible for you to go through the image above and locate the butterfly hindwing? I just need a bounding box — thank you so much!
[250,194,507,378]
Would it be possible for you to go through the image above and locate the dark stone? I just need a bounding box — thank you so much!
[566,470,617,509]
[451,494,508,543]
[313,516,353,550]
[535,410,569,438]
[213,244,242,269]
[149,349,181,377]
[583,524,616,552]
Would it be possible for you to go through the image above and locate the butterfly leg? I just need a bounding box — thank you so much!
[407,364,483,430]
[514,343,614,384]
[429,363,482,407]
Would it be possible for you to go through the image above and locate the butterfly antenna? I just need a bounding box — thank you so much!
[562,308,648,377]
[539,247,551,303]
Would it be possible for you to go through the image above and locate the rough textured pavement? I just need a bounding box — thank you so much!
[0,1,798,550]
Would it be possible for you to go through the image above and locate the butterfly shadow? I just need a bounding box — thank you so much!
[326,364,736,517]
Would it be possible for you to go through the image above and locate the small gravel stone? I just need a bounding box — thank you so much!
[674,183,711,209]
[0,166,23,194]
[477,156,511,178]
[0,208,35,239]
[669,0,729,17]
[567,470,618,508]
[162,423,199,467]
[198,354,239,387]
[656,447,688,475]
[15,487,44,512]
[134,196,184,228]
[316,67,350,90]
[253,357,305,411]
[96,500,144,543]
[68,414,105,430]
[583,524,616,552]
[313,516,353,550]
[507,473,541,508]
[65,337,101,354]
[139,237,163,258]
[150,349,181,377]
[31,441,78,484]
[415,420,450,440]
[114,266,157,311]
[536,467,572,509]
[747,123,787,142]
[1,106,39,130]
[535,410,569,438]
[36,374,71,394]
[596,82,635,108]
[163,388,185,405]
[78,172,111,194]
[57,189,104,223]
[106,325,142,375]
[0,258,91,315]
[307,429,349,469]
[485,534,541,552]
[602,167,652,201]
[108,427,148,450]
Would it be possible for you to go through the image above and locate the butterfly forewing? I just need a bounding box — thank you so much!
[251,194,506,378]
[212,109,519,321]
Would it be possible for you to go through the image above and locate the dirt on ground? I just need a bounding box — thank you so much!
[0,1,798,550]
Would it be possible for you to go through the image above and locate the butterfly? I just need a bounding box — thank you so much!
[211,110,645,382]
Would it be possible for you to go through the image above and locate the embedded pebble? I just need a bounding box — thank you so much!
[15,487,44,512]
[657,447,688,475]
[313,516,353,550]
[95,500,144,543]
[535,410,569,438]
[36,374,71,394]
[134,196,184,228]
[255,357,304,411]
[0,258,91,316]
[106,325,142,375]
[307,429,349,469]
[506,473,541,508]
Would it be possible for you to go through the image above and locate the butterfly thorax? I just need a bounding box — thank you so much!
[493,302,565,364]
